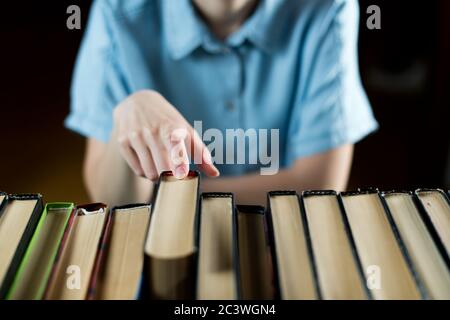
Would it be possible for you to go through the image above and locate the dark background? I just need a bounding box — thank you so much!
[0,1,449,203]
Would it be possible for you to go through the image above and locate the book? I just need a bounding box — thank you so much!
[340,190,421,299]
[196,193,239,300]
[0,192,6,212]
[266,191,317,299]
[382,191,450,299]
[91,204,151,300]
[1,181,450,301]
[237,205,273,300]
[415,189,450,257]
[45,203,108,300]
[144,171,200,299]
[302,191,367,299]
[7,203,74,300]
[0,194,43,298]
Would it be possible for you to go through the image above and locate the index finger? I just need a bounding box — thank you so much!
[169,128,190,179]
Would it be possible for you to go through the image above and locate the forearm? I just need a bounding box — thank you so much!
[84,133,153,206]
[202,144,354,205]
[202,169,311,205]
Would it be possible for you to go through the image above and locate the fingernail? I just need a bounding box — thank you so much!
[175,166,187,179]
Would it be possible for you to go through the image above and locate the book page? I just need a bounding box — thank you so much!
[342,193,420,299]
[197,196,236,300]
[97,206,150,300]
[305,195,366,299]
[385,193,450,299]
[0,199,38,285]
[238,211,273,300]
[9,207,71,299]
[417,191,450,256]
[145,175,198,258]
[270,195,316,299]
[45,209,106,300]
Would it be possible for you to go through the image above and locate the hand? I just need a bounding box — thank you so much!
[113,90,219,181]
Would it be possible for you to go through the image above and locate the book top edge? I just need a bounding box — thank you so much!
[268,190,297,196]
[340,188,379,197]
[76,202,107,212]
[160,170,199,178]
[381,190,413,196]
[236,204,265,215]
[8,193,42,200]
[202,192,234,198]
[414,188,446,195]
[302,190,337,196]
[113,203,151,211]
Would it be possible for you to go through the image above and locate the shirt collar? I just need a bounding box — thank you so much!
[162,0,281,60]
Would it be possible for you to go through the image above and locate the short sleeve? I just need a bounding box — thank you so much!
[65,0,129,143]
[285,0,378,166]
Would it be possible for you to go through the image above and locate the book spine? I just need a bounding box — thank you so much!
[0,194,43,299]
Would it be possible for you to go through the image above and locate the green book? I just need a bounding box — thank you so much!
[6,202,74,300]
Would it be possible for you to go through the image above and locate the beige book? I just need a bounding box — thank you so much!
[9,204,73,300]
[0,198,39,288]
[96,205,151,300]
[237,206,273,300]
[416,190,450,257]
[145,172,199,299]
[303,193,367,299]
[45,206,107,300]
[341,192,421,300]
[384,192,450,299]
[268,194,317,300]
[197,194,238,300]
[0,194,5,207]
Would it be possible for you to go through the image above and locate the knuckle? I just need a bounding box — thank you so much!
[142,127,152,141]
[128,130,141,142]
[117,135,129,148]
[149,126,160,137]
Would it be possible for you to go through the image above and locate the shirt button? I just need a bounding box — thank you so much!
[225,101,235,111]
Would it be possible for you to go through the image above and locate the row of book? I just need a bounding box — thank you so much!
[0,172,449,299]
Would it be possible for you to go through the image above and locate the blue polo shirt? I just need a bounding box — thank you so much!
[66,0,378,176]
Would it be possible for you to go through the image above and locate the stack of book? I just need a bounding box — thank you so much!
[0,172,449,300]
